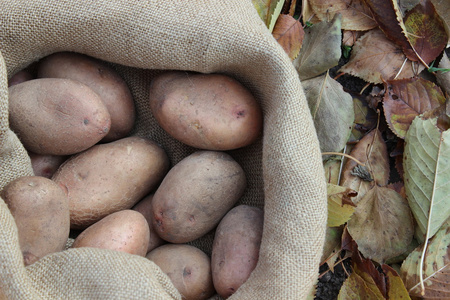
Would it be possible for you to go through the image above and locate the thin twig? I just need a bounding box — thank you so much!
[322,152,366,167]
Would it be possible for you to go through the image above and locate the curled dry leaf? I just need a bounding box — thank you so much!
[308,0,377,31]
[364,0,418,61]
[347,185,414,264]
[400,220,450,299]
[383,77,446,139]
[381,265,412,299]
[350,95,378,142]
[302,72,354,153]
[294,14,342,80]
[342,30,364,47]
[404,0,448,65]
[403,116,450,243]
[341,128,390,204]
[272,14,305,60]
[339,29,424,84]
[327,183,356,227]
[324,158,342,185]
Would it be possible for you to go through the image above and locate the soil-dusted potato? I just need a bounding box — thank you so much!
[8,78,111,155]
[132,194,166,253]
[149,71,263,150]
[52,136,170,229]
[211,205,264,298]
[8,69,34,87]
[151,151,246,243]
[38,52,135,142]
[146,244,215,300]
[72,210,150,256]
[28,152,69,178]
[0,176,70,265]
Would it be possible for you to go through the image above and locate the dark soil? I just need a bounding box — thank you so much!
[315,257,352,300]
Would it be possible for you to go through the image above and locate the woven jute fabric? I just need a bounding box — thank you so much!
[0,1,327,299]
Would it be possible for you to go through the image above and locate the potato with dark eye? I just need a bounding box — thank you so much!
[37,52,135,142]
[146,244,215,300]
[8,78,111,155]
[0,176,70,266]
[149,71,263,150]
[151,151,246,244]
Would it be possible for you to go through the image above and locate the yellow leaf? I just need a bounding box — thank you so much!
[327,183,356,227]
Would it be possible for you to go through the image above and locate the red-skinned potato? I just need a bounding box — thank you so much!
[151,151,246,244]
[149,71,263,150]
[52,136,170,229]
[28,152,69,178]
[8,78,111,155]
[146,244,215,300]
[8,69,34,87]
[0,176,70,265]
[37,52,135,142]
[132,194,166,253]
[211,205,264,298]
[72,210,150,256]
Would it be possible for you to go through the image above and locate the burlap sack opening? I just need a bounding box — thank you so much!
[0,1,327,299]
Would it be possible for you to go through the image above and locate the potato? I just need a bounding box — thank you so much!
[8,78,111,155]
[132,194,166,253]
[151,151,246,243]
[72,210,150,256]
[146,244,215,300]
[28,152,69,178]
[0,176,70,265]
[211,205,264,298]
[8,69,34,87]
[38,52,135,142]
[52,136,170,229]
[149,71,262,150]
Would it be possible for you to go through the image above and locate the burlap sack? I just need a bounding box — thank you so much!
[0,1,327,299]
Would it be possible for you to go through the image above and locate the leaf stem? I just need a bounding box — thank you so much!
[322,152,366,167]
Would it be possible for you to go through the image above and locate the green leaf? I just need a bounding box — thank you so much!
[268,0,285,32]
[403,116,450,243]
[252,0,285,31]
[302,72,354,153]
[293,14,342,81]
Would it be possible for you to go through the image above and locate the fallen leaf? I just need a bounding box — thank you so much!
[301,0,321,25]
[302,72,355,153]
[381,264,412,300]
[309,0,377,30]
[437,51,450,96]
[403,116,450,243]
[431,0,450,45]
[252,0,285,31]
[341,129,390,204]
[350,95,378,142]
[342,30,364,47]
[384,237,420,264]
[383,77,446,139]
[400,0,420,13]
[400,220,450,298]
[363,0,418,61]
[272,14,305,59]
[347,185,414,263]
[404,0,448,65]
[339,29,424,84]
[321,226,344,270]
[337,272,385,300]
[294,14,342,80]
[327,183,357,227]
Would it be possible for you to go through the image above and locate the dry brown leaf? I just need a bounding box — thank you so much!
[309,0,377,30]
[341,128,390,204]
[272,14,305,59]
[383,77,446,139]
[381,265,412,299]
[431,0,450,45]
[339,29,425,84]
[437,51,450,96]
[342,30,364,47]
[347,185,415,264]
[301,0,321,24]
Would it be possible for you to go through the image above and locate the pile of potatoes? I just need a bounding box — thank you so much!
[2,52,265,299]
